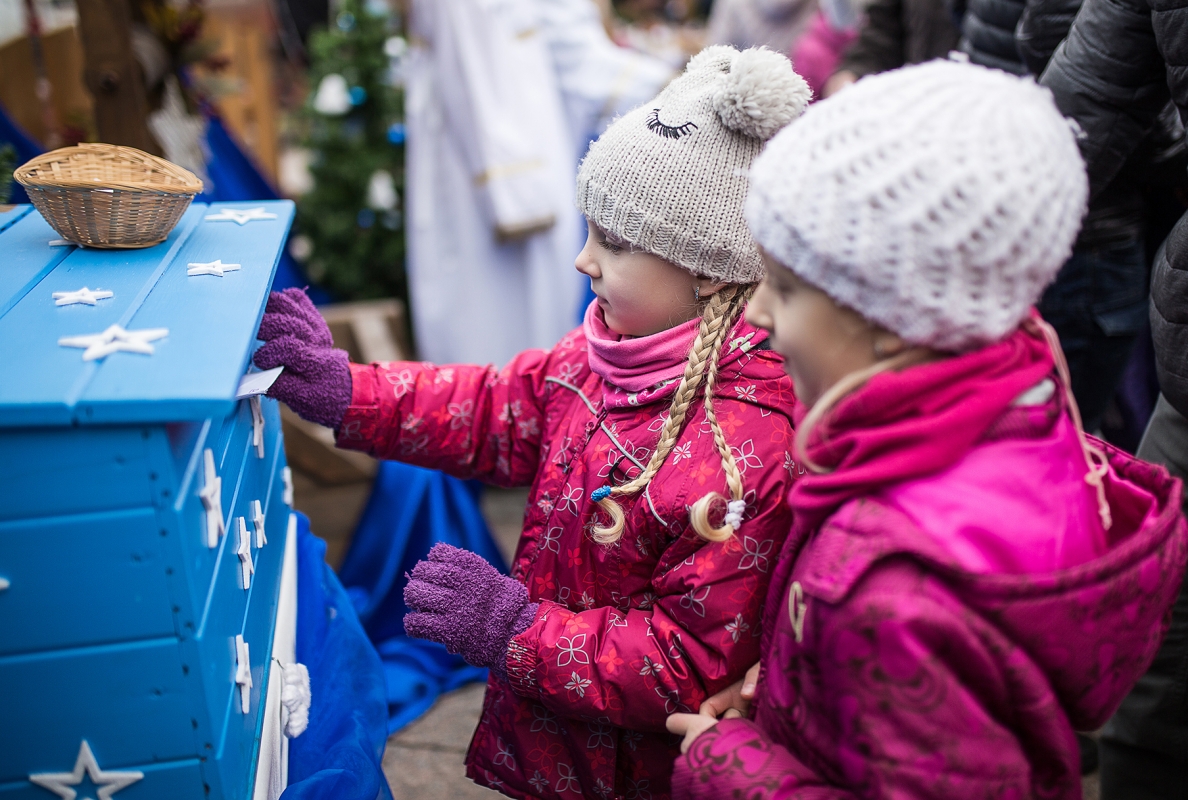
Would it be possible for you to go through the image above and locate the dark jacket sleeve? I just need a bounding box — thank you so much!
[1015,0,1080,74]
[1152,220,1188,419]
[837,0,908,76]
[1038,0,1170,200]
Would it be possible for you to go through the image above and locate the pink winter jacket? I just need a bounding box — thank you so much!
[337,319,798,800]
[673,399,1188,799]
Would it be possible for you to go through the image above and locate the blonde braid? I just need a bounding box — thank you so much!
[689,286,754,541]
[591,285,752,545]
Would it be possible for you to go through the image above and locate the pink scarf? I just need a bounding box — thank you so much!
[582,300,766,409]
[790,323,1055,535]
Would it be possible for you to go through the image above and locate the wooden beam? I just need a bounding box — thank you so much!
[74,0,161,154]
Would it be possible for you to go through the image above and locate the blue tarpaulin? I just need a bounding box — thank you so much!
[337,461,505,734]
[287,513,393,799]
[0,101,38,204]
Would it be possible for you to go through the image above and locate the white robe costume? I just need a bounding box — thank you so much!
[405,0,671,366]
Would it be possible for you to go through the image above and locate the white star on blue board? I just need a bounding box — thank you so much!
[251,499,267,548]
[187,259,241,277]
[236,516,254,590]
[58,325,168,361]
[52,287,114,307]
[204,207,277,225]
[235,635,253,713]
[28,740,143,800]
[250,396,265,458]
[199,448,225,548]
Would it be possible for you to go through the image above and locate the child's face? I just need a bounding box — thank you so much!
[746,250,884,406]
[575,220,714,337]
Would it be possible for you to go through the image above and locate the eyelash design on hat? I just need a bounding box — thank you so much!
[646,109,698,140]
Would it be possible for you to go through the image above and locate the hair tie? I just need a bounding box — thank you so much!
[724,499,746,530]
[592,486,613,502]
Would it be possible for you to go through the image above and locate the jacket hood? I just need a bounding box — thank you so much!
[798,443,1187,729]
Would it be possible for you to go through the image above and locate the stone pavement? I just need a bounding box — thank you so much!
[383,684,501,799]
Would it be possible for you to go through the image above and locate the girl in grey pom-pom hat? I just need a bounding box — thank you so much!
[268,45,814,800]
[667,59,1188,800]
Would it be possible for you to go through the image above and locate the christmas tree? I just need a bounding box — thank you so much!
[295,0,406,301]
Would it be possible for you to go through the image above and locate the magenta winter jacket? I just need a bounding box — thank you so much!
[337,319,798,800]
[674,398,1188,799]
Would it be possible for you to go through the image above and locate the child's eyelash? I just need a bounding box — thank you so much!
[646,109,699,140]
[598,238,623,253]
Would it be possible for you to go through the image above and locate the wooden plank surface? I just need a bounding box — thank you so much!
[0,205,31,233]
[0,211,72,319]
[0,201,294,427]
[0,638,196,783]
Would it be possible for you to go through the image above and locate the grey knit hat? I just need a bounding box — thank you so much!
[746,60,1089,351]
[577,45,810,284]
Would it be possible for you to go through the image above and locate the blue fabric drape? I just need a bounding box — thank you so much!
[0,101,40,204]
[285,513,393,800]
[337,461,505,733]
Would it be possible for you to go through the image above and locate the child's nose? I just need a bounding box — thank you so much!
[745,297,772,331]
[574,246,600,279]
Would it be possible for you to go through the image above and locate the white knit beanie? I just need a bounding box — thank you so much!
[746,60,1088,351]
[577,46,810,284]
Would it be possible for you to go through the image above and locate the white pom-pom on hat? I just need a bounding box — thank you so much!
[576,44,812,283]
[711,47,811,140]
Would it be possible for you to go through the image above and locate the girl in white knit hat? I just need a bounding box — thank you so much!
[256,45,812,799]
[666,59,1188,799]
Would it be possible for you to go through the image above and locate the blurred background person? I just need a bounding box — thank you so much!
[1041,0,1188,795]
[817,0,958,97]
[707,0,817,54]
[404,0,671,367]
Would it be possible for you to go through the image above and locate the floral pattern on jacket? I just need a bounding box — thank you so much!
[674,438,1188,800]
[337,320,799,800]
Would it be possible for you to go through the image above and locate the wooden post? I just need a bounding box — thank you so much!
[74,0,161,154]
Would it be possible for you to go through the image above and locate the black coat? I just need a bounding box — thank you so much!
[1018,0,1185,250]
[836,0,959,77]
[1041,0,1188,415]
[949,0,1026,73]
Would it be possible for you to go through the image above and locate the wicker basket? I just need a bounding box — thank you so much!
[14,144,204,249]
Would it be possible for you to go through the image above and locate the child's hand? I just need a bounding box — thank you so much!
[253,288,352,429]
[667,708,743,753]
[698,661,762,719]
[403,544,538,678]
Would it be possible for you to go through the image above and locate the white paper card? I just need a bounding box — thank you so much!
[237,366,284,399]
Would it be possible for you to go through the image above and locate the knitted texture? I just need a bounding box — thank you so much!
[254,289,352,429]
[403,544,538,682]
[577,45,810,284]
[746,60,1089,351]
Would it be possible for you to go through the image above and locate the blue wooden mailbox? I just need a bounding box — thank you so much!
[0,201,302,800]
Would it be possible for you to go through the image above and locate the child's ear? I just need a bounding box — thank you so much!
[697,281,731,298]
[873,331,907,359]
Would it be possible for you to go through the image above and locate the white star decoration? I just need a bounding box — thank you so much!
[251,499,267,548]
[187,259,241,277]
[205,207,277,225]
[236,516,254,590]
[198,448,224,548]
[28,740,143,800]
[235,635,253,713]
[53,287,113,306]
[58,325,168,361]
[250,396,265,458]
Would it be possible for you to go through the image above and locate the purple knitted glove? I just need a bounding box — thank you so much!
[253,288,352,429]
[404,544,538,681]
